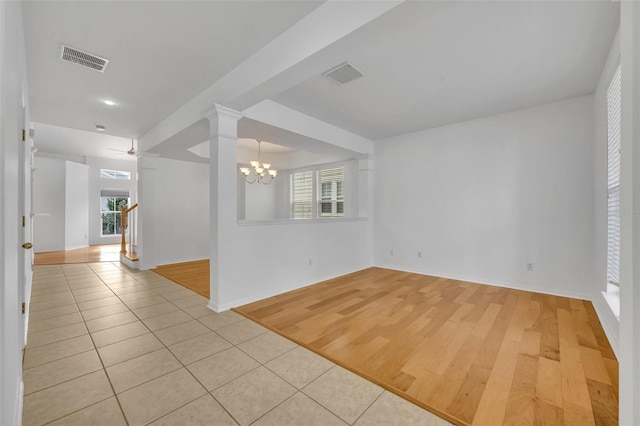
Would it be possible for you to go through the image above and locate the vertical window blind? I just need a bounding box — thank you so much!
[291,170,313,219]
[318,167,344,217]
[607,65,621,286]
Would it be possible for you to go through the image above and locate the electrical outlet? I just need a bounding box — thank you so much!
[390,249,394,256]
[527,263,533,271]
[417,251,422,258]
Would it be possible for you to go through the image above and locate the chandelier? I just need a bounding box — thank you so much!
[239,139,278,184]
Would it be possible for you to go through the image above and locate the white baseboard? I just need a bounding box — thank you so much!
[17,379,23,426]
[64,244,89,251]
[373,263,593,301]
[592,292,620,358]
[207,300,220,313]
[155,256,209,266]
[119,255,139,270]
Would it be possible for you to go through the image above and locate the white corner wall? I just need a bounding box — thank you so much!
[64,161,89,250]
[374,95,595,300]
[32,157,65,252]
[152,158,209,265]
[218,219,372,311]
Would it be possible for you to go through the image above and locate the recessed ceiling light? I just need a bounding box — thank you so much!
[96,125,106,132]
[103,99,117,106]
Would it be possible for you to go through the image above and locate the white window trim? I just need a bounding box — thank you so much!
[100,169,131,180]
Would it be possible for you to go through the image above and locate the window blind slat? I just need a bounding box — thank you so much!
[291,170,313,219]
[318,166,344,217]
[607,65,621,285]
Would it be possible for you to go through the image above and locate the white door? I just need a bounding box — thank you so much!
[19,95,34,342]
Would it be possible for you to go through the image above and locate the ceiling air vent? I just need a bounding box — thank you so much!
[59,44,109,73]
[323,62,365,85]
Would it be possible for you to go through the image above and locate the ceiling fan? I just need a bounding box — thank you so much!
[109,139,136,156]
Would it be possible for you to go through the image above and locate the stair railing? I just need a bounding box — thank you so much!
[120,203,139,261]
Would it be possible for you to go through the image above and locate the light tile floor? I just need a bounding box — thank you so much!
[24,262,451,426]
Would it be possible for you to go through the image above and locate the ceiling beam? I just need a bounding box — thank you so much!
[138,0,404,152]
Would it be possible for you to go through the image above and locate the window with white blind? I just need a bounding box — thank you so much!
[607,65,621,286]
[290,165,345,219]
[290,170,313,219]
[318,167,344,217]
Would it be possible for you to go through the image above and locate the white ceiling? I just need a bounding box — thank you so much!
[33,123,137,162]
[23,0,619,161]
[23,0,322,138]
[273,1,619,140]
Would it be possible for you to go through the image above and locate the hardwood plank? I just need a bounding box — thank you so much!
[472,369,512,426]
[557,308,579,348]
[536,357,563,407]
[586,379,618,426]
[34,244,120,265]
[447,364,491,423]
[471,303,502,338]
[152,260,209,298]
[602,358,619,401]
[564,402,596,426]
[535,399,564,426]
[560,345,592,410]
[234,267,618,425]
[503,354,538,426]
[580,347,612,385]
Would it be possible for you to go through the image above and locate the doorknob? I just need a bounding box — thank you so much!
[22,242,32,249]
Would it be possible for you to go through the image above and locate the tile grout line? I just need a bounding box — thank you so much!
[104,264,241,425]
[26,264,120,426]
[87,262,230,425]
[32,262,366,426]
[62,263,132,426]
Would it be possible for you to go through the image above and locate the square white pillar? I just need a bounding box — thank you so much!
[203,104,243,312]
[136,153,159,270]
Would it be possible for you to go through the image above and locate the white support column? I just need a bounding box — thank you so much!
[203,104,243,312]
[136,153,159,270]
[619,1,640,424]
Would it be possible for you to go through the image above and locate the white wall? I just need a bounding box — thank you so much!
[244,179,277,220]
[32,157,65,252]
[85,157,137,245]
[217,219,372,310]
[152,158,209,265]
[374,96,595,300]
[64,161,89,249]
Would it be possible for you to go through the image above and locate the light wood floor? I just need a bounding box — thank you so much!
[152,259,210,298]
[234,267,618,426]
[34,244,121,265]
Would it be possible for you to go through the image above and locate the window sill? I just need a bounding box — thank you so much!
[602,283,620,321]
[238,217,368,227]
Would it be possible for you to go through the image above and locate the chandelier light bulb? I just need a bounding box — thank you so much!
[238,139,278,184]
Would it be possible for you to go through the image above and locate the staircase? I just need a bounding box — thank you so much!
[120,203,139,269]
